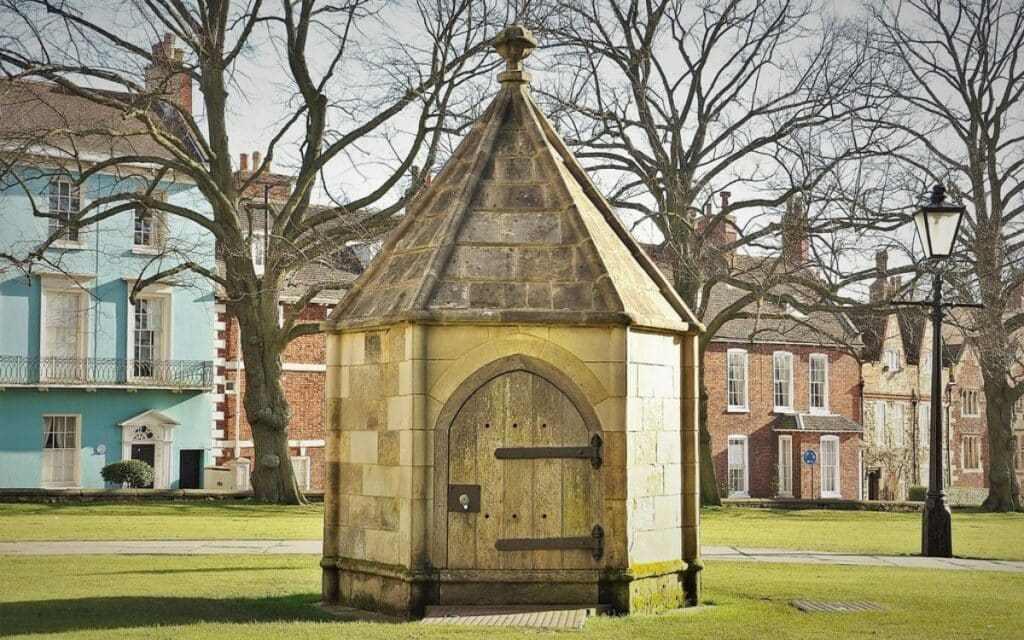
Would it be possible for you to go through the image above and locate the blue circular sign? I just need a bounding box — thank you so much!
[803,450,817,465]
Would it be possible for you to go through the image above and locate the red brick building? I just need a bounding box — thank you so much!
[651,197,865,501]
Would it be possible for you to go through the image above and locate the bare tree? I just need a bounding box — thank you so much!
[0,0,502,503]
[532,0,896,504]
[866,0,1024,511]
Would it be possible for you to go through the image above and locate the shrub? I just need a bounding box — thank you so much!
[101,460,155,488]
[908,485,927,502]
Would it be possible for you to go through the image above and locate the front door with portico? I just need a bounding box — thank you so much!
[446,370,603,572]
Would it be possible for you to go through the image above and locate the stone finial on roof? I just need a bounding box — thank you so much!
[494,25,537,84]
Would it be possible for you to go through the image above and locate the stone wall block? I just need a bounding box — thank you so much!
[517,246,574,281]
[349,431,379,464]
[505,211,560,243]
[432,281,469,308]
[525,282,552,307]
[552,282,594,310]
[495,157,536,181]
[455,246,516,280]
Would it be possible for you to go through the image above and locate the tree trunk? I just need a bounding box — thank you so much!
[250,420,306,504]
[235,299,307,505]
[981,381,1021,512]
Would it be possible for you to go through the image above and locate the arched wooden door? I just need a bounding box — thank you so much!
[446,370,602,570]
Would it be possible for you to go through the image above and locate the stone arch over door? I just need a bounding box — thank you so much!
[432,355,604,570]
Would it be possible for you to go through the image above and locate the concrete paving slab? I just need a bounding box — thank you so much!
[0,540,1020,573]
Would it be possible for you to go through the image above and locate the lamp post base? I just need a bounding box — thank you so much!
[921,492,952,557]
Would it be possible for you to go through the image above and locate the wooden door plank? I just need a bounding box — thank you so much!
[501,371,534,570]
[560,393,594,568]
[531,373,565,569]
[474,374,506,569]
[447,382,482,569]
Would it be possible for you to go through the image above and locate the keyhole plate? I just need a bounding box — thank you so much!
[447,484,481,513]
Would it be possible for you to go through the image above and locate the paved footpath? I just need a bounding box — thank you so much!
[0,539,1021,572]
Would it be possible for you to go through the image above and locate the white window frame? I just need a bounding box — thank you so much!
[777,434,793,497]
[893,402,905,446]
[132,193,167,253]
[42,414,81,488]
[726,348,749,412]
[727,435,749,498]
[884,349,901,372]
[961,434,982,472]
[808,353,829,413]
[39,277,91,381]
[962,389,980,417]
[48,179,83,247]
[919,402,930,446]
[291,455,312,490]
[874,401,886,446]
[773,351,794,412]
[126,285,173,381]
[1015,433,1024,471]
[820,435,840,498]
[920,352,931,374]
[252,230,267,276]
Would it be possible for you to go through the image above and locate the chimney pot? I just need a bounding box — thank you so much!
[239,153,249,172]
[875,250,888,273]
[720,191,731,210]
[252,151,262,169]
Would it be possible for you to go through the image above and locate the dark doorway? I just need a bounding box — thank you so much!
[130,444,156,488]
[867,471,880,501]
[179,450,203,489]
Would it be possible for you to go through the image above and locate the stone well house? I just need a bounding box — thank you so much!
[0,36,217,489]
[321,27,702,618]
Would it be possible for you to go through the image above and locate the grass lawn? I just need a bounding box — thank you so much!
[1,554,1021,639]
[0,501,324,541]
[701,506,1024,560]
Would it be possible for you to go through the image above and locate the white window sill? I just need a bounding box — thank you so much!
[773,407,794,414]
[132,246,165,255]
[963,468,983,474]
[809,408,830,415]
[728,492,750,499]
[821,493,841,499]
[726,406,749,414]
[50,240,85,250]
[777,492,793,499]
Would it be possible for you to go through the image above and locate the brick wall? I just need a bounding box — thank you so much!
[214,300,331,489]
[706,341,863,499]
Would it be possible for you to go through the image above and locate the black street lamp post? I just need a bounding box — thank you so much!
[895,183,981,558]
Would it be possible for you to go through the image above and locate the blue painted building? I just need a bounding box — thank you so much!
[0,69,217,489]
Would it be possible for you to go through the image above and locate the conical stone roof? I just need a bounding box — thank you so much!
[326,26,700,333]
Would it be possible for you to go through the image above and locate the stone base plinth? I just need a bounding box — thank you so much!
[321,557,434,620]
[322,557,696,619]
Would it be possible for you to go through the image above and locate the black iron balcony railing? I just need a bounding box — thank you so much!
[0,356,214,389]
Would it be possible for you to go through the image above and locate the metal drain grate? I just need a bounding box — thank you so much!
[792,600,885,613]
[422,605,606,629]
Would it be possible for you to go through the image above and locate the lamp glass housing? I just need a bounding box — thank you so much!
[914,205,963,258]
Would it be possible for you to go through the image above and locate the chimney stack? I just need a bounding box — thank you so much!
[720,191,731,210]
[252,150,262,170]
[781,196,809,269]
[869,250,888,302]
[144,33,192,113]
[239,153,249,172]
